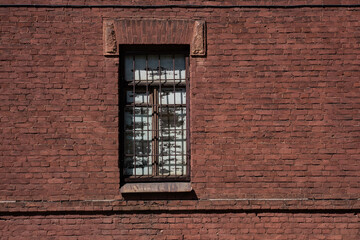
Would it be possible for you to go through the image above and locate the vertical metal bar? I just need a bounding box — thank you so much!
[181,90,185,175]
[165,57,170,176]
[185,54,190,178]
[152,88,158,176]
[180,56,185,176]
[140,77,144,176]
[146,55,150,177]
[173,54,177,176]
[141,102,144,176]
[158,54,163,176]
[132,55,136,177]
[166,91,170,176]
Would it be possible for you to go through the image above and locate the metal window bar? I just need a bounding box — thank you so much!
[153,88,158,176]
[158,55,164,176]
[132,55,136,177]
[185,55,190,177]
[124,51,188,180]
[181,86,185,176]
[173,55,177,175]
[145,55,150,177]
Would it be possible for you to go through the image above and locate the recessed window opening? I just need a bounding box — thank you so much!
[120,46,190,182]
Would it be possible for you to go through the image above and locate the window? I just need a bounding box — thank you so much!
[120,46,190,183]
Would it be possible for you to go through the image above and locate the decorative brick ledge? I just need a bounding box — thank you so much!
[1,199,359,214]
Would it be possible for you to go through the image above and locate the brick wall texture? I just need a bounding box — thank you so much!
[0,1,359,239]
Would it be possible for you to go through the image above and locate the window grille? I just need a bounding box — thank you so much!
[120,47,190,182]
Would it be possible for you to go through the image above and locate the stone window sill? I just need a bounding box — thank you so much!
[120,182,192,193]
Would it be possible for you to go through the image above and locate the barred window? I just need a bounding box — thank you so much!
[120,46,190,182]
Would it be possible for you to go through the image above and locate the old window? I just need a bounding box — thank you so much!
[120,46,190,183]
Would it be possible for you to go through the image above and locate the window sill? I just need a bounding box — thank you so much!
[120,182,192,193]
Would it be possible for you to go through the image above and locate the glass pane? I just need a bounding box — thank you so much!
[159,141,186,156]
[159,107,186,129]
[158,151,187,176]
[124,157,134,175]
[124,103,153,176]
[124,55,134,81]
[160,89,186,105]
[160,129,187,141]
[124,131,152,154]
[159,54,172,81]
[174,54,186,80]
[124,107,152,131]
[125,55,148,81]
[158,104,186,176]
[134,55,147,80]
[125,54,186,84]
[126,91,149,104]
[147,55,160,81]
[123,157,153,176]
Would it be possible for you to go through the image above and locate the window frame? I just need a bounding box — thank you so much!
[119,45,191,183]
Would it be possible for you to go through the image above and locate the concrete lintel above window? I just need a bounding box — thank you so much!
[120,182,192,193]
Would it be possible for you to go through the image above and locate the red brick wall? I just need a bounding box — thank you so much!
[1,213,359,240]
[1,1,360,239]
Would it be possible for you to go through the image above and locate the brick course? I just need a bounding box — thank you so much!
[0,1,360,239]
[1,213,359,240]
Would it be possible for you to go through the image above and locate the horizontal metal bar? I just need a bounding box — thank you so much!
[124,176,190,183]
[124,129,187,131]
[125,49,188,54]
[124,154,188,157]
[125,104,186,107]
[126,81,186,87]
[125,157,188,160]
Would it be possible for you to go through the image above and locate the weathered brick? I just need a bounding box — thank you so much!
[1,1,360,239]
